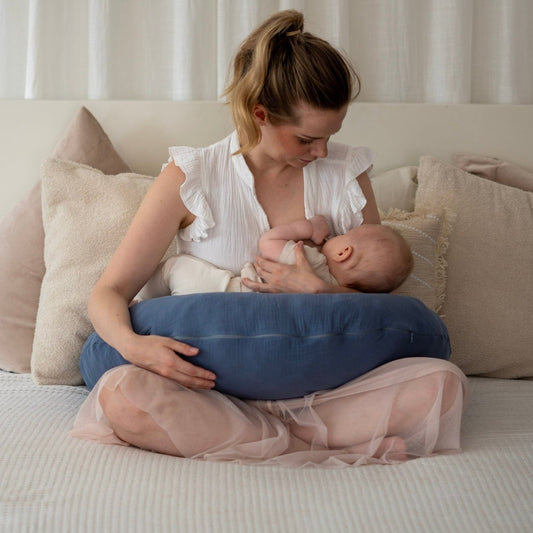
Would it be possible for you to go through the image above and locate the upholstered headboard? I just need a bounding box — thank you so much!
[1,101,532,218]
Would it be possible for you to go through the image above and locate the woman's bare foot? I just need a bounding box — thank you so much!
[342,435,407,461]
[374,436,408,461]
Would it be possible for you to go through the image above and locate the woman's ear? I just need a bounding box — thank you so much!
[252,104,268,125]
[333,245,353,263]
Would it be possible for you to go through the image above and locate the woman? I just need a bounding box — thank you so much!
[73,10,467,466]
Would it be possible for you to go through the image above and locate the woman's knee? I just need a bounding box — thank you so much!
[405,368,463,419]
[99,385,149,437]
[440,369,463,413]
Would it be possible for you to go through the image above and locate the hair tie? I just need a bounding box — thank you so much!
[286,29,302,37]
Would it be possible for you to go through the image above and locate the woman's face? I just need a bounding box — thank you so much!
[254,103,348,168]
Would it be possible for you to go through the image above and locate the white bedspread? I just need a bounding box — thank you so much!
[1,371,532,533]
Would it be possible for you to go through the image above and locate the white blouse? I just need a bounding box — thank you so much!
[169,131,373,275]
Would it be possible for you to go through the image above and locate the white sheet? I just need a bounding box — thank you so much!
[1,370,532,533]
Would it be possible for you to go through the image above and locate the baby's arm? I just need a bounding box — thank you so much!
[258,215,331,261]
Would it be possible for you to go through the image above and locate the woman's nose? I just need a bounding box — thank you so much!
[311,139,328,158]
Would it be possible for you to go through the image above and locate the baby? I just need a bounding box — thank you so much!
[137,216,413,300]
[258,215,413,292]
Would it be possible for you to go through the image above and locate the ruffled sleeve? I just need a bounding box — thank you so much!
[168,146,215,242]
[338,145,374,232]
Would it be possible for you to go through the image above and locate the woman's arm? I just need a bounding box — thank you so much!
[88,162,216,389]
[357,171,381,224]
[243,170,377,294]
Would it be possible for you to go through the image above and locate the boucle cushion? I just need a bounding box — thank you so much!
[32,159,176,385]
[0,107,130,373]
[415,156,533,378]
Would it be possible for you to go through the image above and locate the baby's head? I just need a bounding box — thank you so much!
[321,224,413,292]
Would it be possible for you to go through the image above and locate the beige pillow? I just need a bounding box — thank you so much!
[372,166,418,212]
[452,153,533,193]
[381,209,454,314]
[32,159,176,385]
[0,107,130,374]
[415,156,533,378]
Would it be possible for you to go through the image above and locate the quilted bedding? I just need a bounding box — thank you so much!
[1,370,532,533]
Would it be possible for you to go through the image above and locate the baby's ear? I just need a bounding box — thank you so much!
[333,245,353,262]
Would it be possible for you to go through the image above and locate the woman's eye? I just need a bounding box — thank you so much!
[298,138,312,145]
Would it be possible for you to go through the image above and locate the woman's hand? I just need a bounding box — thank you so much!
[243,241,330,293]
[121,333,216,389]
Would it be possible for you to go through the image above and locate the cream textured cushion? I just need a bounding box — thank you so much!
[0,107,130,374]
[382,209,454,313]
[372,166,418,212]
[32,159,176,385]
[415,156,533,378]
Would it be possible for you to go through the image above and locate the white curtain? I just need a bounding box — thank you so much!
[0,0,531,103]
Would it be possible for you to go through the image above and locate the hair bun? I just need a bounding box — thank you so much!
[279,9,304,36]
[223,9,358,155]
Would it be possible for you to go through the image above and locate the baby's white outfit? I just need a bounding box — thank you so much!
[278,241,337,286]
[139,242,338,299]
[138,254,255,298]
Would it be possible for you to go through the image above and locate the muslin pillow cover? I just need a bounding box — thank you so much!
[382,208,454,313]
[80,292,451,400]
[452,153,533,193]
[32,158,176,385]
[415,156,533,378]
[0,107,130,374]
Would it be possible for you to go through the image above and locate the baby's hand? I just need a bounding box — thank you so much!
[309,215,331,244]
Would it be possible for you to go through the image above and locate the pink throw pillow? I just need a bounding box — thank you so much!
[452,153,533,193]
[0,107,130,373]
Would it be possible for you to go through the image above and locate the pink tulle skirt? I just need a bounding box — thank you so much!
[70,357,469,468]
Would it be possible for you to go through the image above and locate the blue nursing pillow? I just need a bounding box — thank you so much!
[80,292,450,400]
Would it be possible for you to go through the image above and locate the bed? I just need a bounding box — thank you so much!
[1,101,532,532]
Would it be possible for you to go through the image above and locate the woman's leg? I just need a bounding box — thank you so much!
[84,365,291,460]
[98,384,180,455]
[310,370,458,447]
[275,358,467,458]
[74,358,468,465]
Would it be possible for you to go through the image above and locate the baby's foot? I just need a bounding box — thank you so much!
[241,262,262,283]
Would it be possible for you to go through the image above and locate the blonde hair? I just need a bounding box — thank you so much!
[222,10,360,154]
